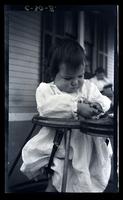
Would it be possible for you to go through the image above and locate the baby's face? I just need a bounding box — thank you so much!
[55,63,85,93]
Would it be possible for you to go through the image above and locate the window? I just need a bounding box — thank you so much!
[97,15,108,75]
[41,10,78,82]
[84,13,94,78]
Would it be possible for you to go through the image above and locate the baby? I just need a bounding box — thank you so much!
[20,39,113,192]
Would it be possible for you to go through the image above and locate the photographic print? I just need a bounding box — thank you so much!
[4,4,118,193]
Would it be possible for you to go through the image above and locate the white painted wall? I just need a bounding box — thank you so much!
[8,11,41,120]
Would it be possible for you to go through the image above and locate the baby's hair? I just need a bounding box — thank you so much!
[47,38,86,79]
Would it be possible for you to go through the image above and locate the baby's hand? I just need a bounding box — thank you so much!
[89,102,103,113]
[77,102,99,119]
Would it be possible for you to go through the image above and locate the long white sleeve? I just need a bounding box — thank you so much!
[36,83,77,118]
[83,80,111,112]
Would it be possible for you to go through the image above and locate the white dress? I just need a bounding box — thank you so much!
[20,80,113,192]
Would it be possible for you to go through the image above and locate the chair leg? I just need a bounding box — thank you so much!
[46,129,64,175]
[61,129,72,192]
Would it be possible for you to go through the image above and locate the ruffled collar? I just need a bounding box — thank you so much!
[49,81,86,100]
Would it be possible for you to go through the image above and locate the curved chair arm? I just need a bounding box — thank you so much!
[32,115,114,137]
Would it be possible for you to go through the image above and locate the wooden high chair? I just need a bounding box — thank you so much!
[8,114,116,192]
